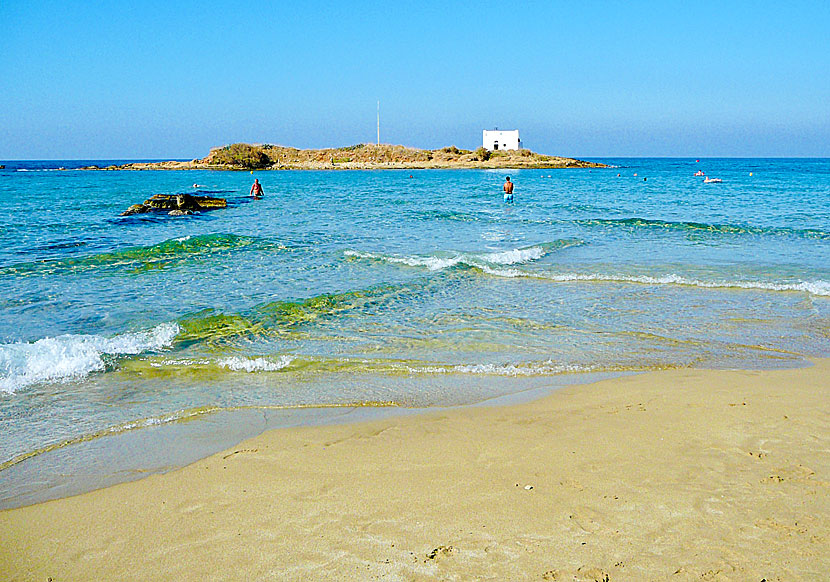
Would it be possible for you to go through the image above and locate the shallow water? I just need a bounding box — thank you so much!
[1,158,828,502]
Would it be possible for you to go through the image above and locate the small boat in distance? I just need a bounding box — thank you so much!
[703,177,722,184]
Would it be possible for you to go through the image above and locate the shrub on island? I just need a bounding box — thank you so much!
[210,143,271,169]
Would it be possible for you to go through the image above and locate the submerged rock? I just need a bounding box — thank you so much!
[120,194,227,216]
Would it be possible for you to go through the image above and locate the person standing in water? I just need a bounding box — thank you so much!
[250,178,263,198]
[503,176,514,203]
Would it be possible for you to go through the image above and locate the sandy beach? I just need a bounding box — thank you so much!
[1,362,828,581]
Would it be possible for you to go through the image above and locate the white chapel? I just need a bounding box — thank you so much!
[482,129,521,151]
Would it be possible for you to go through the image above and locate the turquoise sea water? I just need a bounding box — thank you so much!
[1,159,829,503]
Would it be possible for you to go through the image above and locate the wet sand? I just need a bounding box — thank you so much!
[2,362,828,581]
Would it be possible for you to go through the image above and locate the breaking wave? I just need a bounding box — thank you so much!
[0,323,179,394]
[342,242,829,296]
[344,240,583,271]
[4,267,824,395]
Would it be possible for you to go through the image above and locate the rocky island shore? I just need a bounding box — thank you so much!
[81,143,606,171]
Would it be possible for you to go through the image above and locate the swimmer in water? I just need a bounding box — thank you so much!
[250,178,263,198]
[503,176,514,203]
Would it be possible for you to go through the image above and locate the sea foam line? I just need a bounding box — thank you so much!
[218,355,295,372]
[344,241,576,272]
[410,361,591,376]
[520,271,830,296]
[406,360,686,377]
[436,262,830,296]
[0,323,180,394]
[343,245,830,296]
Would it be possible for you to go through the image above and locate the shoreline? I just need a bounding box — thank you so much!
[2,361,827,580]
[0,371,625,511]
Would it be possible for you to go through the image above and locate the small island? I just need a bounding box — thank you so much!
[82,143,606,171]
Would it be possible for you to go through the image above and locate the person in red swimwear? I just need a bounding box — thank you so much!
[250,178,263,197]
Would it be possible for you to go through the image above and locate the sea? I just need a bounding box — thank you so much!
[1,158,828,508]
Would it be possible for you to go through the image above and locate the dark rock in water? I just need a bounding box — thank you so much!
[121,204,150,216]
[0,165,5,169]
[120,194,227,216]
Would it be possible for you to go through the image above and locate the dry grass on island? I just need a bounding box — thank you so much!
[86,143,606,171]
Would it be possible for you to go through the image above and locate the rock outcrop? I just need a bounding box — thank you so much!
[120,194,227,216]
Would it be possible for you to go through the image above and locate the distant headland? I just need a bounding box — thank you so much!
[80,143,606,171]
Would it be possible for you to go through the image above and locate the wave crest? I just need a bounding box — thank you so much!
[0,323,179,394]
[344,240,582,272]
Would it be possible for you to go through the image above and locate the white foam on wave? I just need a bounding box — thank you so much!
[218,355,294,372]
[543,272,830,296]
[476,265,527,278]
[345,247,830,297]
[344,250,463,271]
[0,323,180,394]
[477,268,830,296]
[149,358,211,367]
[344,244,551,272]
[412,360,589,377]
[481,246,546,265]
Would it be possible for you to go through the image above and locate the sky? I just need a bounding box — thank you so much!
[1,1,829,159]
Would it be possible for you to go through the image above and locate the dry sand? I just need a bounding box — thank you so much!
[1,362,828,581]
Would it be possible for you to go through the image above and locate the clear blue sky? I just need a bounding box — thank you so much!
[1,1,828,158]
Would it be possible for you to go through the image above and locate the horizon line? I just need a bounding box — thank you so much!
[3,156,830,162]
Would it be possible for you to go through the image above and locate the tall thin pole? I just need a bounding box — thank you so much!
[377,101,380,145]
